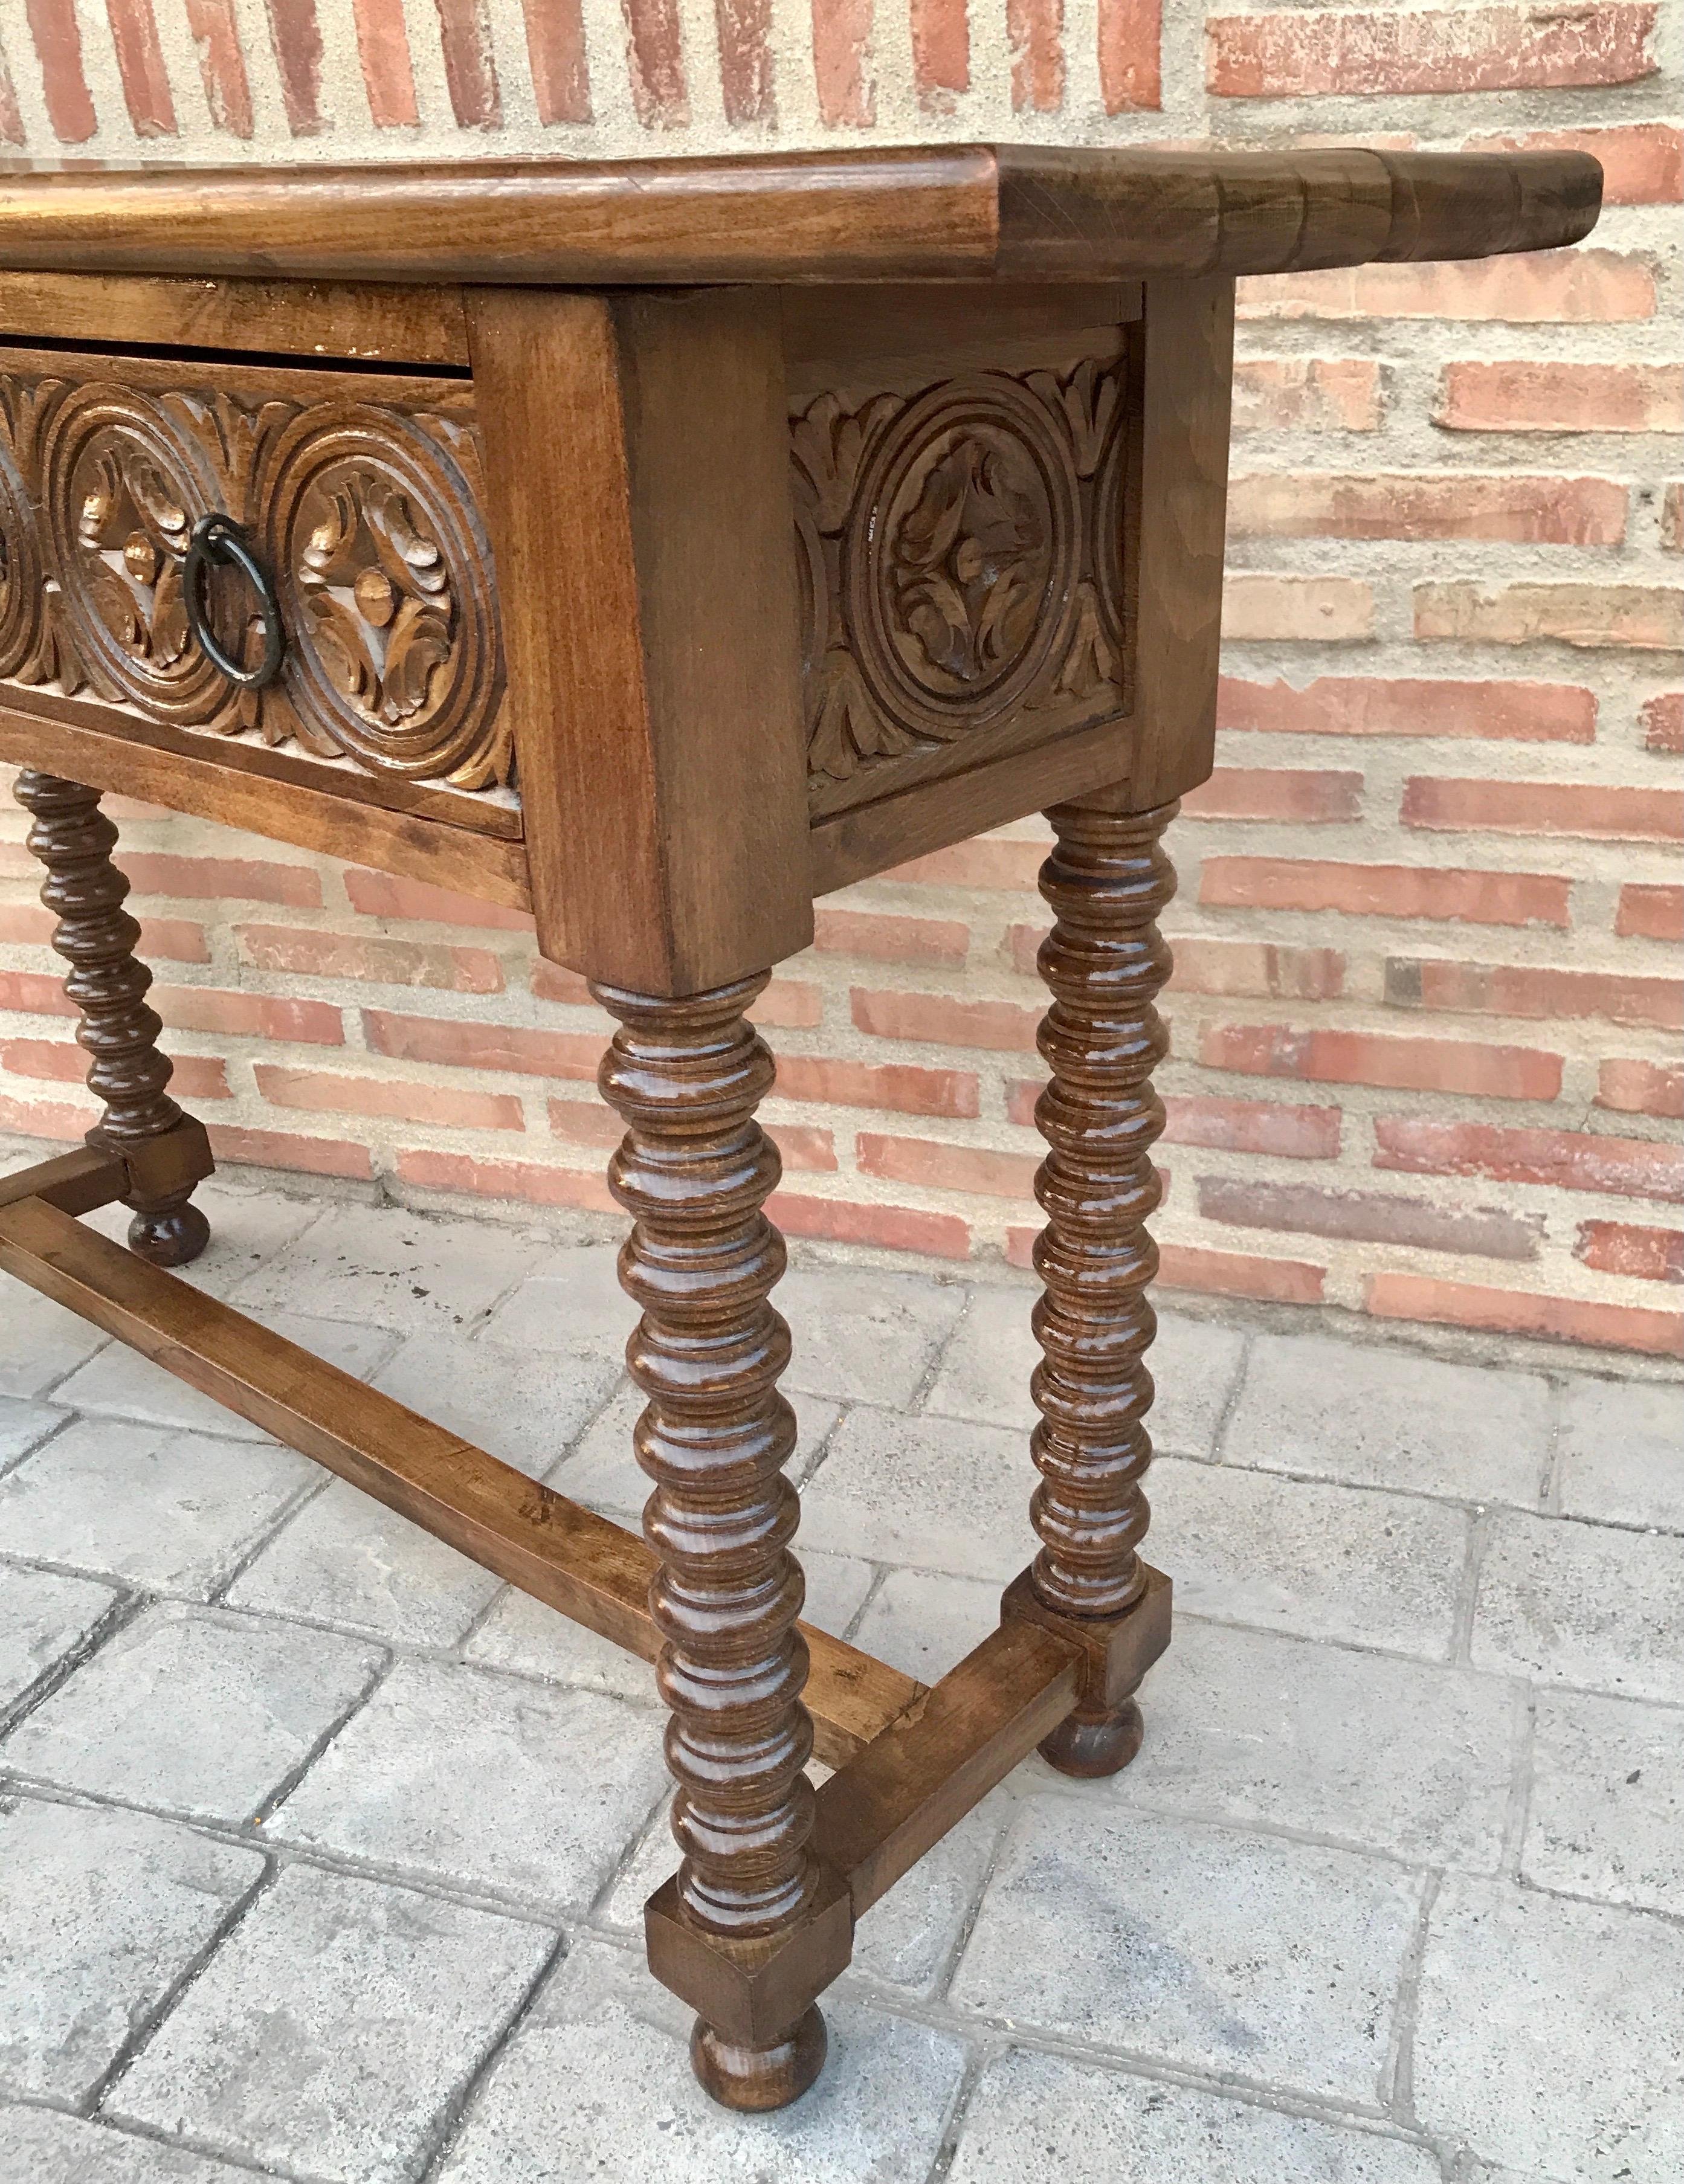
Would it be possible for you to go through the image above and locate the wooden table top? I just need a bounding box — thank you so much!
[0,144,1599,288]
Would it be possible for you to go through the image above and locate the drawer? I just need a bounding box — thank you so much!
[0,344,515,838]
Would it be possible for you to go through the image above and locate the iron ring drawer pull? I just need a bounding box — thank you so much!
[182,513,286,691]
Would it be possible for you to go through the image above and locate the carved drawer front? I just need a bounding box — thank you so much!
[0,348,511,829]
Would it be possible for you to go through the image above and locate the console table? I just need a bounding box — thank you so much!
[0,145,1598,2111]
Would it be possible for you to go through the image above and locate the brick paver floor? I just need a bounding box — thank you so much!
[2,1152,1680,2182]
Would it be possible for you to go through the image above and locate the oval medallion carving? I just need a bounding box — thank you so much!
[261,407,507,788]
[845,378,1081,744]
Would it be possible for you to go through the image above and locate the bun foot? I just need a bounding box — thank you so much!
[690,2006,826,2112]
[127,1201,211,1268]
[1038,1699,1144,1779]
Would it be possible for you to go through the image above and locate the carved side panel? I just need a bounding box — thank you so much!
[0,361,511,802]
[792,343,1138,819]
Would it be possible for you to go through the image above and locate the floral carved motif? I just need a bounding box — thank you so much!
[0,368,510,797]
[792,353,1134,804]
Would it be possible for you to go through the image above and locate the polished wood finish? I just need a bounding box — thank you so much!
[0,147,1597,286]
[14,771,211,1264]
[1003,791,1179,1776]
[0,1142,126,1213]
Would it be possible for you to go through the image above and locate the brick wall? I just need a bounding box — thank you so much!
[0,4,1678,1358]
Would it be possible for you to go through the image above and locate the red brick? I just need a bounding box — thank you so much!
[1210,4,1657,97]
[234,926,505,994]
[1222,575,1373,641]
[254,1065,526,1133]
[912,0,968,105]
[749,979,823,1029]
[343,866,532,929]
[714,0,773,122]
[532,960,593,1006]
[1230,471,1627,547]
[1663,482,1683,554]
[1643,694,1683,754]
[622,0,688,124]
[361,1010,602,1080]
[0,904,53,947]
[354,0,420,124]
[767,1191,970,1260]
[0,970,75,1019]
[1218,675,1595,744]
[1237,251,1656,326]
[1158,1243,1325,1305]
[812,0,874,123]
[107,0,176,134]
[1402,778,1682,842]
[1435,361,1682,434]
[1598,1058,1684,1119]
[1204,1022,1562,1101]
[0,1089,88,1141]
[153,987,344,1045]
[207,1124,372,1181]
[1178,767,1363,822]
[1160,1092,1341,1161]
[1366,1272,1682,1357]
[27,0,97,141]
[5,911,215,965]
[263,0,323,132]
[886,838,1047,889]
[0,51,24,145]
[857,1134,1039,1202]
[121,852,324,907]
[1373,1117,1683,1204]
[435,0,502,126]
[1387,958,1681,1032]
[520,0,589,121]
[813,907,969,965]
[1008,0,1065,111]
[851,987,1042,1053]
[773,1055,979,1118]
[1416,583,1683,651]
[1617,884,1684,942]
[1232,357,1381,433]
[184,0,255,135]
[1463,122,1682,204]
[1168,938,1346,1002]
[1198,1175,1540,1261]
[4,1038,230,1102]
[396,1148,615,1213]
[1201,857,1569,928]
[1575,1219,1684,1283]
[1099,0,1161,111]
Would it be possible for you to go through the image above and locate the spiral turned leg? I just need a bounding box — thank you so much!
[1001,792,1178,1779]
[14,771,212,1266]
[593,973,847,2111]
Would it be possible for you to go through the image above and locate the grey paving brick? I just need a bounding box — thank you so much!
[266,1658,668,1911]
[1413,1875,1684,2180]
[370,1329,622,1475]
[1557,1376,1684,1534]
[851,1567,1002,1683]
[1223,1335,1552,1509]
[1148,1455,1470,1660]
[1523,1689,1684,1918]
[475,1243,637,1359]
[1109,1618,1515,1869]
[86,1182,321,1301]
[230,1203,547,1336]
[0,1393,65,1470]
[108,1864,550,2184]
[0,1286,107,1397]
[950,1800,1423,2104]
[3,1602,382,1823]
[553,1380,841,1518]
[0,2107,260,2184]
[0,1796,262,2103]
[431,1931,969,2184]
[464,1544,874,1698]
[1471,1510,1684,1704]
[54,1313,400,1442]
[0,1560,119,1715]
[798,1405,1037,1580]
[777,1264,969,1405]
[225,1478,506,1648]
[947,2047,1442,2184]
[0,1419,316,1598]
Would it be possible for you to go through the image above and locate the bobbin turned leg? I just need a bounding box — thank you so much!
[593,972,850,2111]
[1001,792,1177,1778]
[13,771,212,1267]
